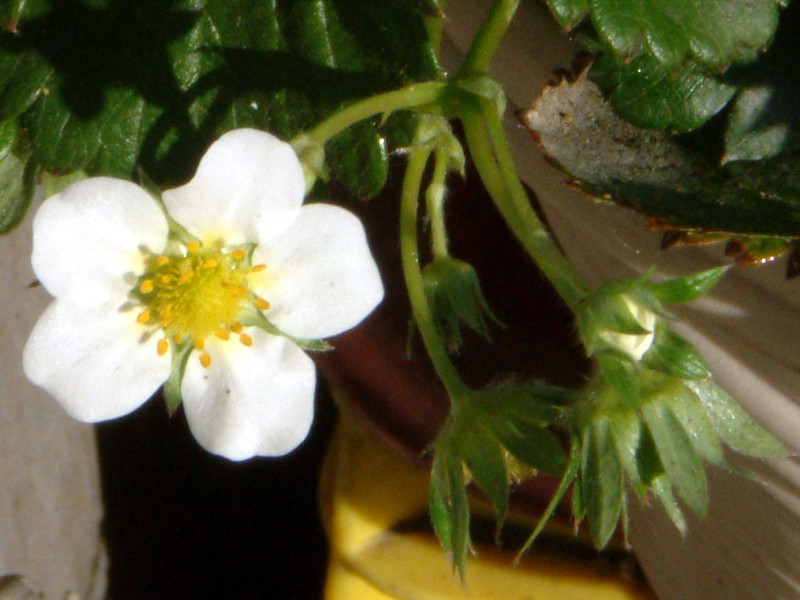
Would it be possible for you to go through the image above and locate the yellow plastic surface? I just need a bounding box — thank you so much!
[321,412,657,600]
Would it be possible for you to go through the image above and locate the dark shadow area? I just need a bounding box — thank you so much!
[96,385,335,600]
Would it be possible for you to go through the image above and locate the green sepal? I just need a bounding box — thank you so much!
[684,379,787,458]
[487,416,565,476]
[163,339,194,416]
[242,306,331,352]
[422,256,500,351]
[516,435,581,560]
[650,475,687,535]
[642,324,710,379]
[581,417,624,549]
[41,169,88,198]
[479,379,569,424]
[597,352,641,410]
[666,383,725,466]
[430,434,471,579]
[645,266,730,305]
[642,398,709,516]
[459,428,509,533]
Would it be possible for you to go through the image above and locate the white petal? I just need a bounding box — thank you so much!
[180,329,316,460]
[162,129,306,245]
[23,300,170,422]
[253,203,384,340]
[31,177,168,306]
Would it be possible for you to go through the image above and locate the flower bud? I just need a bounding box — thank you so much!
[422,256,499,351]
[596,293,656,361]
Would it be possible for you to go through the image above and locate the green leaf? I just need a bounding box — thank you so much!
[580,418,624,548]
[591,49,735,133]
[543,0,589,29]
[722,8,800,162]
[587,0,783,70]
[0,0,438,193]
[0,150,35,234]
[521,72,800,241]
[642,399,708,515]
[646,266,729,305]
[489,417,565,475]
[685,380,787,458]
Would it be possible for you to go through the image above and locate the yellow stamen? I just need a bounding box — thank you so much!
[231,322,243,334]
[232,249,246,261]
[251,264,266,273]
[157,338,169,356]
[173,333,184,345]
[255,297,271,311]
[187,240,201,253]
[136,309,151,324]
[194,337,206,351]
[160,274,173,284]
[199,352,212,369]
[156,255,169,266]
[239,333,253,347]
[215,328,230,341]
[203,258,218,269]
[178,269,195,283]
[139,279,154,294]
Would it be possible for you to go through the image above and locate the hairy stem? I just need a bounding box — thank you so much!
[401,144,470,402]
[462,99,588,309]
[459,0,521,75]
[296,82,449,147]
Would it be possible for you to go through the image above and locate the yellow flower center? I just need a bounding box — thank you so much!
[132,240,269,368]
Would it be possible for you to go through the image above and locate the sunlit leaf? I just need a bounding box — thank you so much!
[544,0,785,69]
[522,72,800,241]
[591,49,735,133]
[0,0,439,194]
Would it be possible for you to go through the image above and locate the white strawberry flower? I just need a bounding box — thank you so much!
[23,128,383,460]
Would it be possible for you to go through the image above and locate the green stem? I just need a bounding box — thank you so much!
[401,144,470,401]
[462,99,588,309]
[295,81,449,147]
[459,0,520,75]
[426,146,451,259]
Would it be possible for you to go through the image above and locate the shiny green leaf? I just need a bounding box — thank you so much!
[591,50,735,133]
[722,8,800,162]
[589,0,782,69]
[643,325,710,380]
[0,0,438,193]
